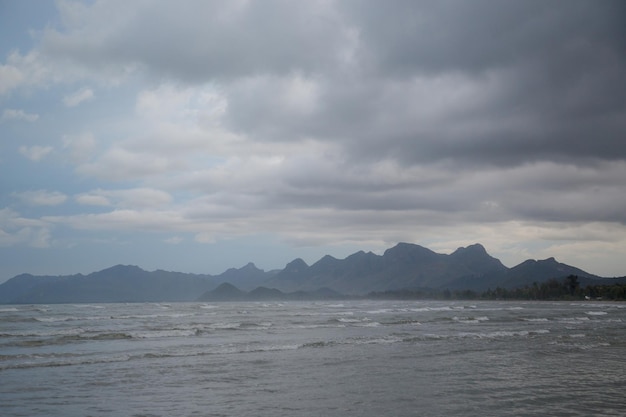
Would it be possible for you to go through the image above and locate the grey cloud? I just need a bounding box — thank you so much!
[238,159,626,225]
[40,0,626,169]
[340,0,626,76]
[42,0,349,82]
[36,1,626,234]
[228,1,626,168]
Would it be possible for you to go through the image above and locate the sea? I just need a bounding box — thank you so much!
[1,300,624,417]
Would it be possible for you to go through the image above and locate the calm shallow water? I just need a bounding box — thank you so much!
[1,300,624,416]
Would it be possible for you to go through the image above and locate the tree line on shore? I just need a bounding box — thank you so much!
[368,275,626,301]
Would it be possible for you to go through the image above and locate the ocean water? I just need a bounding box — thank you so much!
[1,300,624,417]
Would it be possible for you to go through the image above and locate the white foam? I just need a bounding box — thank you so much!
[72,304,105,309]
[586,311,608,316]
[453,316,489,324]
[131,329,199,338]
[366,309,394,314]
[409,306,455,312]
[35,316,76,322]
[357,321,381,327]
[337,317,363,323]
[456,329,550,339]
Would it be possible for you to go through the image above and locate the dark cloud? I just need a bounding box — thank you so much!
[339,0,626,166]
[40,0,626,170]
[42,0,348,82]
[341,0,626,75]
[212,1,626,171]
[5,0,626,277]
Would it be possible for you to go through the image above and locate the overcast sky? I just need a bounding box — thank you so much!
[1,0,625,281]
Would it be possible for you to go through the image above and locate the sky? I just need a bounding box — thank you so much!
[1,0,625,282]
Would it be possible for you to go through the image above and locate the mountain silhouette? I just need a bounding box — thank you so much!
[1,242,620,304]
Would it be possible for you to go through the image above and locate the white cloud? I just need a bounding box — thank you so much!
[0,50,54,94]
[1,109,39,123]
[75,188,172,209]
[108,188,173,208]
[135,84,196,121]
[75,193,111,206]
[44,209,188,233]
[0,208,53,248]
[0,63,24,95]
[164,236,183,244]
[76,147,184,180]
[19,145,53,161]
[62,87,94,107]
[62,132,97,163]
[15,190,68,206]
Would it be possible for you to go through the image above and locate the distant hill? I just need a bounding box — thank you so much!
[199,283,344,301]
[0,265,217,304]
[215,262,274,290]
[263,242,597,294]
[1,242,621,303]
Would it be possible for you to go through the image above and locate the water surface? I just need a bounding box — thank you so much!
[1,300,624,416]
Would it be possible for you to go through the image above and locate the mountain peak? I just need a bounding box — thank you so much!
[199,282,246,301]
[384,242,433,255]
[449,243,506,275]
[453,243,486,254]
[540,257,557,263]
[241,262,261,271]
[450,244,492,259]
[98,264,144,275]
[312,254,339,268]
[284,258,308,272]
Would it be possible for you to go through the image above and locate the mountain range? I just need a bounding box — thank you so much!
[1,242,623,304]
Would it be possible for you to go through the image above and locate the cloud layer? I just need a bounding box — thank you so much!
[1,0,625,278]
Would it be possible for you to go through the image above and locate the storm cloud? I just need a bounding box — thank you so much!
[0,0,625,278]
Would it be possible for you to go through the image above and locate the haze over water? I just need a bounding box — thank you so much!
[1,300,624,416]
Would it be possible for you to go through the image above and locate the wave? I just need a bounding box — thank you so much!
[403,328,551,343]
[352,335,403,344]
[300,340,337,349]
[84,332,133,340]
[410,306,453,312]
[560,316,591,323]
[586,311,608,316]
[199,304,219,309]
[72,304,106,309]
[34,315,110,322]
[326,317,381,327]
[336,317,366,323]
[456,329,550,339]
[382,318,422,326]
[111,312,196,320]
[131,329,202,338]
[288,323,346,329]
[453,316,490,324]
[0,353,133,371]
[0,340,307,372]
[2,327,211,347]
[1,327,85,338]
[366,308,398,314]
[548,340,612,351]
